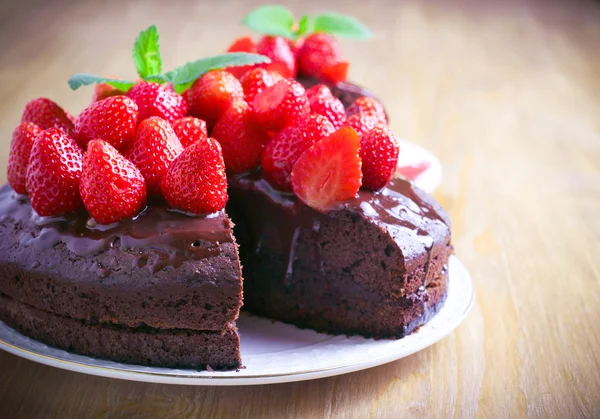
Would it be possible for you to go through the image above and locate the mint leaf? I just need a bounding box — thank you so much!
[164,53,271,93]
[296,15,313,38]
[133,25,162,79]
[313,13,372,39]
[242,5,295,39]
[68,74,135,92]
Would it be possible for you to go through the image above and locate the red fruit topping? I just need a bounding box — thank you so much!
[252,78,310,133]
[160,138,228,214]
[347,96,387,124]
[262,114,335,191]
[126,82,187,123]
[92,83,124,102]
[306,84,346,129]
[256,36,296,78]
[396,161,431,180]
[80,139,147,225]
[298,33,345,81]
[126,117,183,195]
[359,126,399,190]
[240,68,282,103]
[343,113,381,137]
[7,122,42,195]
[26,128,83,216]
[185,70,244,130]
[226,36,258,78]
[287,38,304,58]
[320,61,349,84]
[21,98,74,135]
[212,100,270,174]
[291,126,362,211]
[74,96,138,150]
[172,116,208,148]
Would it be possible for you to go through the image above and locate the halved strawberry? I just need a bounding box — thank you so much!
[126,82,187,123]
[26,128,83,216]
[160,138,228,214]
[297,33,345,81]
[252,78,310,133]
[21,98,74,135]
[347,96,387,124]
[240,68,282,103]
[80,140,146,224]
[7,122,42,194]
[185,70,244,130]
[291,126,362,211]
[126,117,183,195]
[92,83,124,102]
[256,35,296,78]
[262,114,335,191]
[360,126,399,190]
[306,84,346,129]
[74,95,138,150]
[172,116,208,148]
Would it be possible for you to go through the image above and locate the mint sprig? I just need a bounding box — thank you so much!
[68,26,270,94]
[241,6,372,40]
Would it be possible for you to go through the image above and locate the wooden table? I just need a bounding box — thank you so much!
[1,0,599,417]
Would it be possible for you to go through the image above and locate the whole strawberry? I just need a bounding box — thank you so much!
[343,113,381,137]
[160,138,228,214]
[80,139,147,224]
[297,33,348,83]
[256,35,296,78]
[7,122,42,195]
[212,100,270,174]
[126,117,183,195]
[360,126,399,190]
[92,83,124,102]
[172,117,208,148]
[306,84,346,129]
[21,98,74,135]
[347,96,387,124]
[185,70,244,130]
[262,114,335,191]
[26,128,83,216]
[74,96,138,150]
[226,36,258,79]
[252,78,310,133]
[291,126,362,211]
[126,81,187,123]
[240,68,282,103]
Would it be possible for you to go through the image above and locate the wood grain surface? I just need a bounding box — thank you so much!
[1,0,599,417]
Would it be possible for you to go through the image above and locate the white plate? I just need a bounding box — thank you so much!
[396,139,443,193]
[0,256,473,386]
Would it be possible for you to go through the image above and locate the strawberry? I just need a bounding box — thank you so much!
[297,33,347,82]
[252,78,310,133]
[26,128,83,216]
[21,98,74,135]
[240,68,282,103]
[80,139,146,224]
[291,126,362,211]
[226,36,258,79]
[125,117,183,195]
[306,84,346,129]
[74,96,138,151]
[172,117,208,148]
[126,82,187,123]
[287,38,304,58]
[256,36,296,78]
[347,96,387,124]
[212,100,270,174]
[185,70,244,130]
[343,113,381,137]
[160,138,228,214]
[7,122,42,195]
[92,83,124,102]
[262,114,335,191]
[359,126,399,190]
[396,161,431,180]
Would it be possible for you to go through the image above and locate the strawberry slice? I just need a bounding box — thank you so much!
[172,116,208,148]
[251,78,310,133]
[126,117,183,195]
[291,126,362,211]
[160,138,228,214]
[21,98,74,136]
[320,61,349,84]
[26,128,84,216]
[396,161,431,180]
[7,122,42,194]
[360,126,399,190]
[80,139,147,224]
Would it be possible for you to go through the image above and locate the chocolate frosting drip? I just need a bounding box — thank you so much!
[0,184,232,267]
